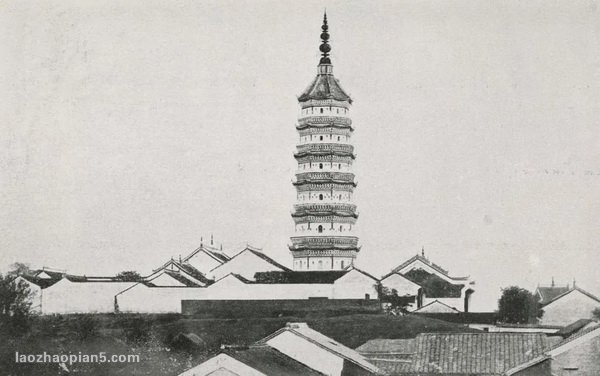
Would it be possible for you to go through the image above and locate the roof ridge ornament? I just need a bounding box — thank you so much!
[319,11,331,65]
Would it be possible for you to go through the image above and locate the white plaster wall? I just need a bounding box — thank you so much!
[267,330,344,376]
[298,162,352,172]
[208,250,285,280]
[294,223,355,236]
[203,276,332,300]
[380,273,421,296]
[185,251,224,275]
[332,270,378,299]
[117,285,203,313]
[299,106,349,117]
[296,191,352,202]
[42,279,134,314]
[540,290,600,326]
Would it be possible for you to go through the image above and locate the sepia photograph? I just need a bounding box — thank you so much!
[1,1,599,375]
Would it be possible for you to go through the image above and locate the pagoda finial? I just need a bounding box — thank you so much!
[319,11,331,65]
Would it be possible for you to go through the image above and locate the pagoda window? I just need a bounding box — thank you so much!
[319,163,323,169]
[319,194,323,200]
[339,194,342,200]
[339,225,343,231]
[341,260,345,269]
[319,135,323,141]
[337,136,340,141]
[318,260,323,269]
[318,225,323,233]
[320,108,323,114]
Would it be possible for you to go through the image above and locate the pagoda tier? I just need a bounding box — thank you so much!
[292,203,358,218]
[296,116,353,131]
[292,216,357,226]
[290,236,359,249]
[290,13,360,271]
[293,172,356,187]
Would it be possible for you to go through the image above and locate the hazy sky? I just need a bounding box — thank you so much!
[1,0,599,310]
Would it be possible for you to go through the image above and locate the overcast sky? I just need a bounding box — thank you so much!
[1,0,599,310]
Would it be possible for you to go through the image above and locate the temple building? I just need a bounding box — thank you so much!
[290,13,359,271]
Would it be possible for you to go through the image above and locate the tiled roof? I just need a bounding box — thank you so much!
[391,254,470,282]
[182,245,231,264]
[356,339,416,355]
[225,345,326,376]
[407,332,549,375]
[19,274,63,289]
[175,262,213,285]
[553,319,595,338]
[413,300,459,313]
[244,248,291,272]
[253,270,349,284]
[536,285,570,305]
[163,270,202,287]
[545,286,600,307]
[298,73,352,103]
[258,322,382,374]
[548,322,600,353]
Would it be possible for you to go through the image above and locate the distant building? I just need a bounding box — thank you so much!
[208,246,290,281]
[381,250,475,312]
[536,281,600,326]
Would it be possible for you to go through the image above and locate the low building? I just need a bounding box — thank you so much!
[537,285,600,326]
[547,321,600,375]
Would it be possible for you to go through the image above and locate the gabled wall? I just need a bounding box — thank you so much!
[380,273,420,296]
[185,251,224,275]
[267,331,344,376]
[540,290,600,326]
[551,333,600,375]
[209,250,285,280]
[332,270,378,299]
[42,279,134,314]
[116,284,203,313]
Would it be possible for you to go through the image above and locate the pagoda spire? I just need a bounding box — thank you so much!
[319,11,331,65]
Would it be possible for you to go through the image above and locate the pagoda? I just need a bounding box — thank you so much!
[290,13,359,271]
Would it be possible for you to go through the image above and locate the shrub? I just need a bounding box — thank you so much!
[74,315,99,340]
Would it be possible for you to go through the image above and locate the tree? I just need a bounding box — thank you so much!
[376,283,414,314]
[592,307,600,321]
[497,286,543,324]
[7,262,33,277]
[115,270,143,282]
[0,273,33,335]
